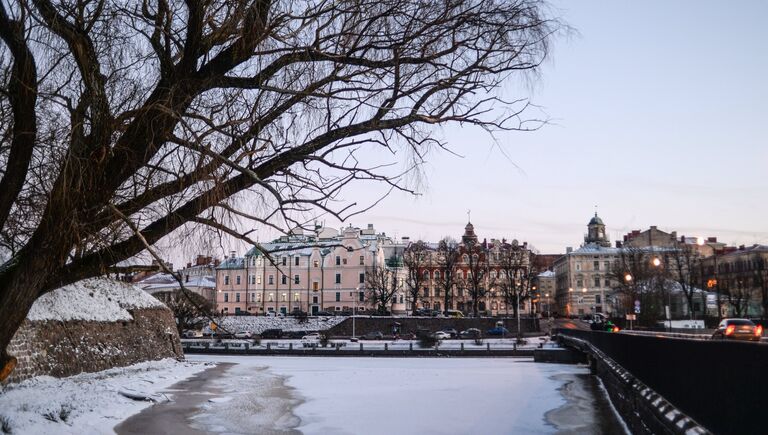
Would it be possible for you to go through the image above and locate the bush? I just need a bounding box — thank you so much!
[319,334,330,348]
[1,415,12,434]
[418,333,438,348]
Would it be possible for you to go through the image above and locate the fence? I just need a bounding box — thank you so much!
[556,329,768,435]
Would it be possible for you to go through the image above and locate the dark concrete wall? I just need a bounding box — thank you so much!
[325,317,539,337]
[3,308,182,385]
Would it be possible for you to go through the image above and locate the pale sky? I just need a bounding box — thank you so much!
[330,0,768,254]
[171,1,768,264]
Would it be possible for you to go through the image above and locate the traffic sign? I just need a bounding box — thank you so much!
[625,314,636,321]
[634,300,641,314]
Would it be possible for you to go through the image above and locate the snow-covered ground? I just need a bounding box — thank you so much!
[26,277,165,322]
[0,359,207,434]
[187,355,593,434]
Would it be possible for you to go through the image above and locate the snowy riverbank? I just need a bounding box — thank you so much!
[0,359,208,434]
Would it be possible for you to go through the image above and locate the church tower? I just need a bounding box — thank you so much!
[584,212,611,247]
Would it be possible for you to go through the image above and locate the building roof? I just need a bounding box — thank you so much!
[588,212,604,226]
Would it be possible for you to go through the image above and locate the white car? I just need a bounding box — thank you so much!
[183,330,203,338]
[302,333,321,347]
[266,311,285,318]
[234,331,254,339]
[432,331,450,340]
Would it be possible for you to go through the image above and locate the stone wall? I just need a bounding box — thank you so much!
[3,307,182,385]
[326,316,539,337]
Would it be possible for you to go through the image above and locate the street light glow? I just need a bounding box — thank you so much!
[652,257,661,267]
[624,273,633,282]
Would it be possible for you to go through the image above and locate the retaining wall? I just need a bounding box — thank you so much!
[3,308,182,385]
[326,317,539,337]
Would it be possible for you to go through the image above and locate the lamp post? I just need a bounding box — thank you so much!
[351,284,362,340]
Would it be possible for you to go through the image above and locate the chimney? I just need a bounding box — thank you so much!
[230,250,236,258]
[566,247,573,254]
[368,224,374,230]
[187,262,192,268]
[708,237,717,243]
[650,225,657,230]
[196,254,206,265]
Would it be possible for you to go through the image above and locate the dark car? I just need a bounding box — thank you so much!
[441,328,458,338]
[315,311,335,316]
[712,319,762,342]
[360,331,384,340]
[459,328,482,339]
[260,328,283,339]
[486,327,510,336]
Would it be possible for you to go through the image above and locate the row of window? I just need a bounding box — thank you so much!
[222,272,367,286]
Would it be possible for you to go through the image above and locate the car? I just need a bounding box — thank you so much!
[183,330,203,338]
[712,318,763,342]
[446,310,465,318]
[486,327,510,336]
[315,311,335,316]
[441,328,459,338]
[260,328,283,339]
[266,311,285,317]
[360,331,384,340]
[234,331,253,339]
[459,328,482,339]
[301,333,321,347]
[431,331,451,340]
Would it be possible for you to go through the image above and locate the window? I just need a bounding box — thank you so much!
[335,292,341,302]
[313,296,318,304]
[313,282,319,291]
[423,287,429,297]
[604,261,610,270]
[295,257,300,266]
[282,256,287,266]
[281,293,287,302]
[593,261,600,270]
[434,271,441,280]
[462,255,469,262]
[359,291,365,302]
[594,277,600,287]
[294,292,300,302]
[236,275,241,285]
[250,275,256,285]
[359,255,364,265]
[423,270,430,280]
[604,278,610,287]
[576,279,583,288]
[343,258,347,265]
[294,275,300,284]
[224,293,229,302]
[595,295,601,304]
[268,275,274,285]
[257,275,262,285]
[224,275,230,285]
[335,273,341,284]
[281,275,287,285]
[336,256,341,266]
[268,292,274,302]
[313,260,319,267]
[359,273,365,284]
[236,293,240,302]
[250,293,255,302]
[257,293,262,302]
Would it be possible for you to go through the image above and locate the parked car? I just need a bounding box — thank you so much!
[459,328,482,339]
[360,331,384,340]
[234,331,254,339]
[260,328,283,339]
[266,311,285,318]
[441,328,459,338]
[301,333,321,347]
[486,327,510,336]
[431,331,451,340]
[315,311,335,316]
[183,330,203,338]
[446,310,464,318]
[712,318,762,342]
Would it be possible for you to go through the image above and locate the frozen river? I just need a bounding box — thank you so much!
[118,356,627,434]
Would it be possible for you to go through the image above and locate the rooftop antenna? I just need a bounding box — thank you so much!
[594,204,598,217]
[467,209,471,222]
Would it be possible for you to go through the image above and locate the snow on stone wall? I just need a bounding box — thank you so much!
[26,277,165,322]
[3,278,180,385]
[205,316,345,334]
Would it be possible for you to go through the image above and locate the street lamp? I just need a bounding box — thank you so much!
[351,284,362,340]
[568,287,573,317]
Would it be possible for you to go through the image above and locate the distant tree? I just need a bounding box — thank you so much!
[435,238,460,315]
[609,247,668,326]
[464,241,487,316]
[497,242,534,319]
[403,241,429,315]
[154,290,214,335]
[666,242,701,319]
[0,0,560,379]
[365,264,401,314]
[754,255,768,320]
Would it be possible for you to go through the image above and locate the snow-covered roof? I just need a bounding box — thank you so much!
[537,270,555,278]
[26,277,166,322]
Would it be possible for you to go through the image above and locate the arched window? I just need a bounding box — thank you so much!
[499,270,506,279]
[456,270,464,280]
[490,271,497,279]
[462,255,469,263]
[423,270,430,280]
[434,271,441,280]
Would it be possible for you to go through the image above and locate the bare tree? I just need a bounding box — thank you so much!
[0,0,559,379]
[609,247,668,326]
[464,241,486,316]
[365,264,400,314]
[666,242,701,319]
[403,240,429,315]
[435,237,460,315]
[754,254,768,320]
[497,242,533,319]
[154,290,214,335]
